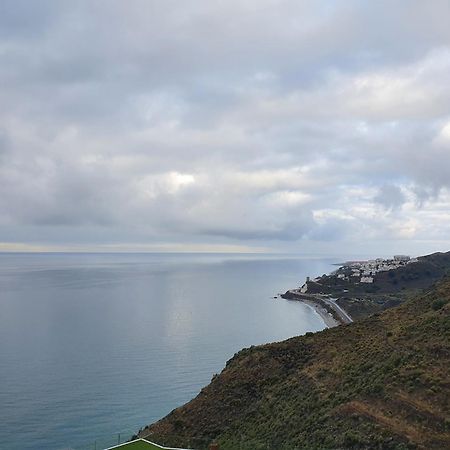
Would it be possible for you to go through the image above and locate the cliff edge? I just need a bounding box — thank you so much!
[139,277,450,449]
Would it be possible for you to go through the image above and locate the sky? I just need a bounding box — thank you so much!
[1,0,450,255]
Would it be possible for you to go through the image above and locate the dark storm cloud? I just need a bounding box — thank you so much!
[1,0,450,252]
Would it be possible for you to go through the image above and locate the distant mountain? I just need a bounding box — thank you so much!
[140,274,450,449]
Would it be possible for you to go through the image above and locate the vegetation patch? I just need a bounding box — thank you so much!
[140,276,450,449]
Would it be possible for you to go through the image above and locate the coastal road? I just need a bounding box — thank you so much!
[322,297,353,324]
[283,290,353,325]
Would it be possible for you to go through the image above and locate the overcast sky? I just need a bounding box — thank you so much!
[1,0,450,255]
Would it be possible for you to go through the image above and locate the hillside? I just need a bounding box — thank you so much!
[139,277,450,449]
[309,251,450,320]
[318,251,450,295]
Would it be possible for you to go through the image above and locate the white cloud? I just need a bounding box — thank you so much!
[1,1,450,254]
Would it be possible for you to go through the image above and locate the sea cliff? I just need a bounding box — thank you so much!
[137,259,450,449]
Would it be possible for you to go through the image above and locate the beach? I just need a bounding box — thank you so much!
[296,298,340,328]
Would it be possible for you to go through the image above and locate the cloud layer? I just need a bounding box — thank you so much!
[1,0,450,254]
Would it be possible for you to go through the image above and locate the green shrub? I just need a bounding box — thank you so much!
[432,298,447,310]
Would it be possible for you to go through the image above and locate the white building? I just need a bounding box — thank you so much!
[394,255,410,261]
[361,276,374,283]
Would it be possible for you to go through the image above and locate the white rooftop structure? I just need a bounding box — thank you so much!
[361,276,374,283]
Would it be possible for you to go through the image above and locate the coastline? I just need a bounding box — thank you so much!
[296,298,340,328]
[281,289,352,327]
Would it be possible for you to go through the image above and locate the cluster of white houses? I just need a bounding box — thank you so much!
[336,255,418,283]
[298,255,419,293]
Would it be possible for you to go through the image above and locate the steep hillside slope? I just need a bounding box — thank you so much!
[139,278,450,449]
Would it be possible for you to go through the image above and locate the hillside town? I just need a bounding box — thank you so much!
[298,255,419,294]
[336,255,419,283]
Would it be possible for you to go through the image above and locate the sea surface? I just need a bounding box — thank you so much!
[0,252,339,450]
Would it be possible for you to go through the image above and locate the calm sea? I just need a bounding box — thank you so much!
[0,253,339,450]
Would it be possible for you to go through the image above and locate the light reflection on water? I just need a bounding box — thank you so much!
[0,253,338,450]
